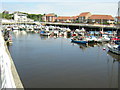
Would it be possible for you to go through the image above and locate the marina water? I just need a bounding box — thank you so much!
[8,31,119,88]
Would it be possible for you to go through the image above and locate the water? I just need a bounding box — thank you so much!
[8,31,119,88]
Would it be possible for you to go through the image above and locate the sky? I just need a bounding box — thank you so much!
[0,0,120,17]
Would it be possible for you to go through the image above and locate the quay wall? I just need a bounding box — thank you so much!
[0,30,24,89]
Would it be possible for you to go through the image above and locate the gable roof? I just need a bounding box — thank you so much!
[71,16,79,19]
[89,15,114,20]
[79,12,90,17]
[45,13,56,16]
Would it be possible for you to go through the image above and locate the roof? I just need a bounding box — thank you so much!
[116,16,120,20]
[89,15,114,20]
[56,16,78,20]
[79,12,90,17]
[71,16,79,19]
[56,16,71,20]
[45,13,56,16]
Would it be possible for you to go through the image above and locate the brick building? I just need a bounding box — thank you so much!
[78,12,91,23]
[42,13,56,22]
[88,15,114,24]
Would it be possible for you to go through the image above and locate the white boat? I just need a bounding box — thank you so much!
[6,26,12,31]
[97,35,110,42]
[86,36,98,42]
[107,44,120,54]
[12,26,19,30]
[54,30,59,36]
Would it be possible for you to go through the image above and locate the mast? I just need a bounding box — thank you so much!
[117,1,120,36]
[118,1,120,23]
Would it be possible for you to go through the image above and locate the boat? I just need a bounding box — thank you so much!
[19,27,26,31]
[107,44,120,54]
[12,26,19,31]
[6,26,12,31]
[71,36,88,44]
[97,35,110,42]
[85,36,98,43]
[40,31,50,36]
[71,39,88,44]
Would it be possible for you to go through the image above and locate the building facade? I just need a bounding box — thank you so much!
[14,12,27,22]
[55,16,78,23]
[42,13,56,22]
[88,15,114,24]
[78,12,91,23]
[13,12,34,23]
[115,16,120,23]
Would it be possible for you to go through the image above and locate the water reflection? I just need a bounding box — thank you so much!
[40,36,49,40]
[8,31,119,88]
[107,51,120,62]
[71,42,108,51]
[107,51,120,89]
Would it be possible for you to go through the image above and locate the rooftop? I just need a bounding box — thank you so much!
[89,15,114,20]
[79,12,91,17]
[45,13,56,16]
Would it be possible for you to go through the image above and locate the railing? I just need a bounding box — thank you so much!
[0,30,16,89]
[41,22,117,28]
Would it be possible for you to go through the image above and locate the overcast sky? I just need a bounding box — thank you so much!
[1,0,120,17]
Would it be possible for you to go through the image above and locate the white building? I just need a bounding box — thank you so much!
[14,12,34,23]
[2,19,15,24]
[14,12,27,22]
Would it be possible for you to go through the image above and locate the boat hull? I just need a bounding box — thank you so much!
[107,44,120,55]
[71,39,88,44]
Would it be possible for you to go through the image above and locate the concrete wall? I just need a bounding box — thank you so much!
[0,30,24,89]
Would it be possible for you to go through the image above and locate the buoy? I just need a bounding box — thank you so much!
[103,48,106,50]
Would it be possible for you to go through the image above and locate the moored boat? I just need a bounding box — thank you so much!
[71,36,88,44]
[71,39,88,44]
[107,44,120,55]
[40,31,50,36]
[97,35,110,42]
[12,26,19,31]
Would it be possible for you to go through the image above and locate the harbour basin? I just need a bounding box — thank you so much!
[8,31,119,88]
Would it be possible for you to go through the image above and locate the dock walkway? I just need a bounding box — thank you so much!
[0,29,24,89]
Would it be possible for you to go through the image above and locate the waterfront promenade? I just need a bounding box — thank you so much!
[0,29,23,89]
[42,22,117,29]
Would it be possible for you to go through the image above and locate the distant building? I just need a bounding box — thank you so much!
[14,12,27,22]
[2,10,9,14]
[88,15,114,24]
[2,19,15,24]
[55,16,78,23]
[42,13,56,22]
[55,16,72,22]
[78,12,91,23]
[115,16,120,23]
[13,12,34,23]
[70,16,79,22]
